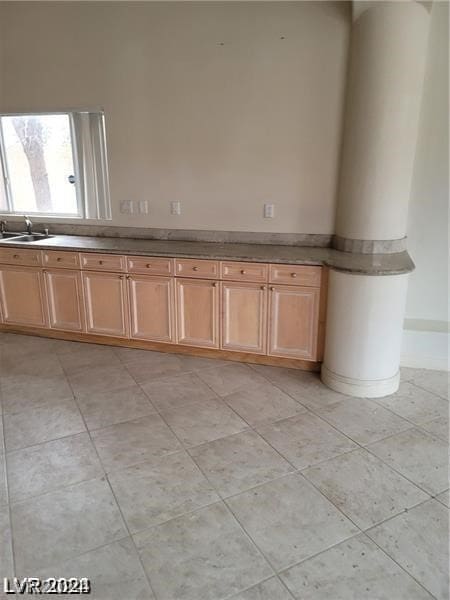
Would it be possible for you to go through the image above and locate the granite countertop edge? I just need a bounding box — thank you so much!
[0,235,415,276]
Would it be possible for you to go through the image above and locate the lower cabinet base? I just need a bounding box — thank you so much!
[0,324,320,372]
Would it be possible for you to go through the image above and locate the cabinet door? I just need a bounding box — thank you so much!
[0,265,47,327]
[221,282,267,354]
[44,269,85,332]
[268,285,320,360]
[83,271,128,337]
[176,278,219,348]
[128,275,175,342]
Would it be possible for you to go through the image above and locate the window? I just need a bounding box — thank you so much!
[0,111,111,220]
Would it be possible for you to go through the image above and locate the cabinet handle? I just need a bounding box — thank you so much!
[193,266,199,271]
[240,269,246,274]
[291,272,297,278]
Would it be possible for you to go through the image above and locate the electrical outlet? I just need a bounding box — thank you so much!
[138,200,148,214]
[120,200,134,214]
[264,203,275,218]
[171,201,181,215]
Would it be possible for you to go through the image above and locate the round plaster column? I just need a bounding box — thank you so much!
[322,1,430,398]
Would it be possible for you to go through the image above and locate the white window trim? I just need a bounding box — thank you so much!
[0,109,111,221]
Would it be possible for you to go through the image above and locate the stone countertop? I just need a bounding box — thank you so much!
[0,235,415,275]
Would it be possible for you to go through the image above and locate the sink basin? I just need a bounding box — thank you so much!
[2,233,52,242]
[0,232,23,239]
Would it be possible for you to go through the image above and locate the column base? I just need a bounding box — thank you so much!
[321,365,400,398]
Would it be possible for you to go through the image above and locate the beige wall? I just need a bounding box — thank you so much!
[0,1,350,233]
[406,0,449,326]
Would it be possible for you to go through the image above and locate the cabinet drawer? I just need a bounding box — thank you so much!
[0,248,42,267]
[80,253,126,272]
[127,256,174,276]
[269,264,322,287]
[175,258,219,279]
[43,250,80,269]
[221,261,268,283]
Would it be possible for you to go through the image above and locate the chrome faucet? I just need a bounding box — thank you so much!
[24,215,33,235]
[0,220,6,234]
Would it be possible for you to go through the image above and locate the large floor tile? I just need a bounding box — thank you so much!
[91,414,181,471]
[226,473,358,570]
[0,332,57,355]
[0,373,73,415]
[376,382,448,425]
[0,505,13,579]
[134,502,272,600]
[68,364,136,397]
[367,500,449,600]
[30,538,155,600]
[7,432,104,502]
[280,533,433,600]
[161,398,248,447]
[11,477,127,572]
[420,415,449,442]
[189,430,294,498]
[197,363,267,397]
[59,345,121,375]
[109,451,219,532]
[303,449,429,529]
[252,366,349,410]
[402,369,448,400]
[230,577,293,600]
[176,354,230,372]
[0,352,63,378]
[314,397,411,445]
[367,428,448,495]
[0,454,6,507]
[223,382,306,427]
[76,385,155,430]
[4,397,85,451]
[256,413,357,470]
[141,372,216,411]
[123,352,186,383]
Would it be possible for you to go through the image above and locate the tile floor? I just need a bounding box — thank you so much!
[0,332,448,600]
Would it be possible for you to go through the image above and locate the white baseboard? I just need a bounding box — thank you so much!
[401,328,449,371]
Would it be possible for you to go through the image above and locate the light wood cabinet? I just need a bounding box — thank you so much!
[128,274,175,343]
[176,278,219,348]
[44,269,84,332]
[268,284,320,360]
[0,265,47,327]
[82,271,128,337]
[221,282,267,354]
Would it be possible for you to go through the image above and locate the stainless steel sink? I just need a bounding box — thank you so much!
[1,233,52,242]
[0,232,23,239]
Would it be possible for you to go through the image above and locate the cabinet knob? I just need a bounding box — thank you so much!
[13,254,19,259]
[99,260,104,265]
[57,257,62,262]
[240,269,246,274]
[270,286,275,291]
[193,266,199,271]
[119,275,124,280]
[261,286,266,290]
[146,264,152,268]
[291,272,297,278]
[213,282,217,287]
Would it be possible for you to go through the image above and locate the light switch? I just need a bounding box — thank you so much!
[138,200,148,214]
[264,203,275,218]
[171,201,181,215]
[120,200,134,214]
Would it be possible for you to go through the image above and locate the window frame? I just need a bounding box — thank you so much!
[0,109,110,220]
